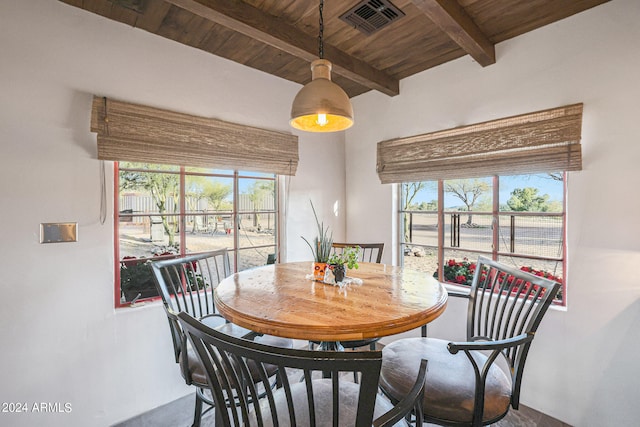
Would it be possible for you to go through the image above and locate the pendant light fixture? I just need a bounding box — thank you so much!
[290,0,354,132]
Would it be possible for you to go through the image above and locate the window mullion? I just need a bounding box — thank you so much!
[561,171,568,304]
[492,175,499,261]
[114,162,122,307]
[233,171,239,272]
[437,180,444,282]
[179,167,186,256]
[276,176,281,263]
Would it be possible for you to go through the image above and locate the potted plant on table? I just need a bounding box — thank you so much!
[328,246,361,282]
[301,201,333,281]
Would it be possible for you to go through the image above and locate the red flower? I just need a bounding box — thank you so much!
[122,256,139,268]
[448,259,456,267]
[455,275,467,284]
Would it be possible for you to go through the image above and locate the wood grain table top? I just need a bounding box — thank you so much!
[214,262,448,342]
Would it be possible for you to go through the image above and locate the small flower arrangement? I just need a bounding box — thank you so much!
[519,265,563,283]
[328,246,361,270]
[437,258,477,286]
[435,258,563,299]
[328,246,361,282]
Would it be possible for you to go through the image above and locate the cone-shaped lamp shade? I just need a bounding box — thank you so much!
[290,59,354,132]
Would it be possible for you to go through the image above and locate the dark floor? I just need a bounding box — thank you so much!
[114,390,570,427]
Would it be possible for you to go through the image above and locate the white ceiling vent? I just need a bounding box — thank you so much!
[339,0,406,36]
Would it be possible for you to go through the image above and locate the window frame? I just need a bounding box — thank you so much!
[113,163,279,308]
[399,173,567,306]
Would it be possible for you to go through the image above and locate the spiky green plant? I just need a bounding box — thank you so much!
[301,201,333,263]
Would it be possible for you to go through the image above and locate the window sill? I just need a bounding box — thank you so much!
[442,282,567,310]
[115,297,163,312]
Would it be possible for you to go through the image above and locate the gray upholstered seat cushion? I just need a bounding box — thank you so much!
[201,315,295,349]
[181,345,208,386]
[181,317,293,386]
[251,379,407,427]
[380,337,511,424]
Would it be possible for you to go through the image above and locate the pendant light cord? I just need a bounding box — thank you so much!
[318,0,324,59]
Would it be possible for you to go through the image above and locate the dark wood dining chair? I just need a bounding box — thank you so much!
[151,249,293,427]
[177,310,428,427]
[332,242,384,263]
[379,256,560,426]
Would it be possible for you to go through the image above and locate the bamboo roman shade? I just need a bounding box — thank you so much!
[376,103,583,184]
[90,96,298,175]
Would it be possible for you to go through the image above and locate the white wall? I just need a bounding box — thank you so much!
[0,1,344,426]
[284,130,346,262]
[4,0,638,425]
[347,0,640,425]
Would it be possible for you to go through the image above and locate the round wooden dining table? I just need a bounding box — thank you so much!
[214,261,448,344]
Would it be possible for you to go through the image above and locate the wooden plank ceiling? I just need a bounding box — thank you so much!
[59,0,610,97]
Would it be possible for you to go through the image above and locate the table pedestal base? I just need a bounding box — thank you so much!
[318,341,345,352]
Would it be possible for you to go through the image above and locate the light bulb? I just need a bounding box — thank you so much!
[316,113,328,127]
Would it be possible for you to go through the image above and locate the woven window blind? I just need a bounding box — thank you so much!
[90,96,298,175]
[376,103,583,184]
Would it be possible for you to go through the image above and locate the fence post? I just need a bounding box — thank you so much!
[510,215,515,253]
[451,214,460,247]
[409,213,413,243]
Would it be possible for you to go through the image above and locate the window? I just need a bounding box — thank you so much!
[383,105,582,307]
[115,162,278,307]
[400,173,566,304]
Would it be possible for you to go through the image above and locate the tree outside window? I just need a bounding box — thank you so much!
[116,164,278,307]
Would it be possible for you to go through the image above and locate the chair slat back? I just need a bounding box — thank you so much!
[151,250,231,364]
[467,257,560,404]
[332,243,384,264]
[152,250,230,318]
[177,311,383,427]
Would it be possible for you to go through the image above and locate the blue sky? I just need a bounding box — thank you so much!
[499,174,563,201]
[412,174,564,208]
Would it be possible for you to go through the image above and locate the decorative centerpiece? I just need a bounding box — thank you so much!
[328,246,361,282]
[301,201,333,281]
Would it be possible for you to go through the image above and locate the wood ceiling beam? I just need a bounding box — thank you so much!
[166,0,400,96]
[412,0,495,67]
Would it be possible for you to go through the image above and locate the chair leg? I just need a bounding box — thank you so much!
[192,391,203,427]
